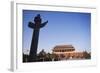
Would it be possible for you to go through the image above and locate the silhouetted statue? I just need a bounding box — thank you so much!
[28,14,48,62]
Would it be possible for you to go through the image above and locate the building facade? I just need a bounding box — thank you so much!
[52,45,90,60]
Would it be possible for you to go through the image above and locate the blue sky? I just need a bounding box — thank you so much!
[23,10,91,54]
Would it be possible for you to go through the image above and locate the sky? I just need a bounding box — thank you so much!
[23,10,91,54]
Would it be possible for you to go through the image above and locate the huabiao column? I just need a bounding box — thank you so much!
[28,14,48,62]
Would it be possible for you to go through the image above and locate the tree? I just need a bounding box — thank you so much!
[83,51,91,59]
[23,53,29,62]
[37,49,47,61]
